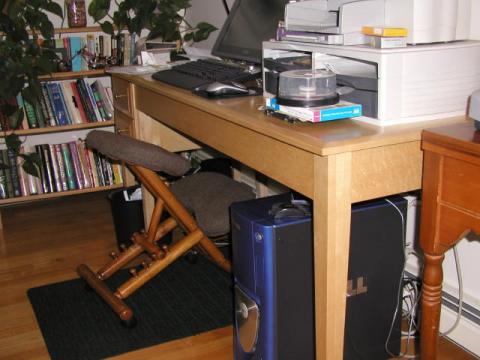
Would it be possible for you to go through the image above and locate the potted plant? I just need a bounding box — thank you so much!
[0,0,63,176]
[88,0,218,60]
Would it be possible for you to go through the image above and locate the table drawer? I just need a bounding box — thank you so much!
[112,77,132,116]
[115,110,134,137]
[441,156,480,214]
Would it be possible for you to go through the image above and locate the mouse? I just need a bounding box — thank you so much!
[205,81,249,96]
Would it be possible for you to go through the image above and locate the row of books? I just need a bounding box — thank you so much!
[44,32,137,71]
[3,79,114,131]
[0,140,123,199]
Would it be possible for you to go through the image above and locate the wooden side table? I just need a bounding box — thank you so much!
[420,122,480,359]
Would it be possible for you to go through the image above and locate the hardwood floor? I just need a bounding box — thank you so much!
[0,192,476,359]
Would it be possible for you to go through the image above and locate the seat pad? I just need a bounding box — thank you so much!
[170,172,255,237]
[86,130,191,177]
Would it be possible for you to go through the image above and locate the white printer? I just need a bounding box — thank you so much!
[284,0,475,44]
[264,0,480,126]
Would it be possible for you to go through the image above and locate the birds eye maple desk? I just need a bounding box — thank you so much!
[111,72,466,360]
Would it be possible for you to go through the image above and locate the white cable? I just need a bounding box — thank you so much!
[440,244,464,337]
[384,198,409,358]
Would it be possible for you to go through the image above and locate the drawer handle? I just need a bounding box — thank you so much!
[117,129,130,134]
[115,94,127,99]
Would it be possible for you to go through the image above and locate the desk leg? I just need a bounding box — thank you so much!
[421,252,445,360]
[313,153,352,360]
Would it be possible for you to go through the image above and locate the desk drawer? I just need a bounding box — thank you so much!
[112,77,132,116]
[115,110,134,137]
[441,156,480,214]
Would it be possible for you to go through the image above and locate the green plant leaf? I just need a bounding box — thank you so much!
[39,16,55,39]
[100,21,114,35]
[42,1,64,19]
[183,32,194,42]
[5,133,21,153]
[20,153,41,178]
[1,103,17,117]
[193,22,217,42]
[9,108,24,130]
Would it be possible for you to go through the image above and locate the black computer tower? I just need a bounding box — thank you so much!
[231,193,405,360]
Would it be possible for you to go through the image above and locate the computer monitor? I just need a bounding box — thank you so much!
[211,0,288,64]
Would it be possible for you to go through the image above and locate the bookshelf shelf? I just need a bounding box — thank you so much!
[1,120,115,137]
[0,184,123,205]
[39,69,107,81]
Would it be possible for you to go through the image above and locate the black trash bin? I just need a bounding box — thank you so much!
[108,186,145,249]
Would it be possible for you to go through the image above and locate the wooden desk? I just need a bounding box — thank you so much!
[420,123,480,360]
[112,73,466,359]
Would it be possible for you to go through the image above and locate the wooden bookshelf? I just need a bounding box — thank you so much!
[2,120,115,136]
[0,25,122,211]
[0,184,123,205]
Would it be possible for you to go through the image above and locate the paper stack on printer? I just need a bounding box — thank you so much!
[279,0,385,46]
[279,0,472,46]
[265,69,362,123]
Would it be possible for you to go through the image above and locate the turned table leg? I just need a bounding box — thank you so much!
[420,252,445,360]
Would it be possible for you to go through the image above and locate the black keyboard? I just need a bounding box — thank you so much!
[151,59,259,90]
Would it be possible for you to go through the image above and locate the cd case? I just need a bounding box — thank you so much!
[265,98,362,123]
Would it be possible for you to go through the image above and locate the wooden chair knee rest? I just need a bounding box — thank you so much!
[77,130,254,326]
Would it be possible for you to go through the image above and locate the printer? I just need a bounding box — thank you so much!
[284,0,475,45]
[263,0,480,126]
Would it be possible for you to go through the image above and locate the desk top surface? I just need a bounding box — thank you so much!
[117,73,469,156]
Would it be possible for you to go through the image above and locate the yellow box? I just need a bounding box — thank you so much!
[362,26,408,37]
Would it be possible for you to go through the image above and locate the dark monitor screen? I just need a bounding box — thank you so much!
[212,0,287,64]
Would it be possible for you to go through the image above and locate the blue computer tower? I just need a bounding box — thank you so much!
[231,193,405,360]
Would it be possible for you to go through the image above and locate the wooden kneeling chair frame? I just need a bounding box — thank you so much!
[77,163,231,327]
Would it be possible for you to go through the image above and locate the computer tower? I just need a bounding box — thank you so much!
[231,193,405,360]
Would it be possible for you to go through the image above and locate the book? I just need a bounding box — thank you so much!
[41,83,57,127]
[92,80,113,120]
[68,141,85,189]
[82,79,103,121]
[112,163,123,184]
[0,168,8,199]
[361,26,408,37]
[60,143,77,190]
[75,79,97,122]
[7,149,22,197]
[86,147,100,187]
[36,144,54,193]
[22,93,38,128]
[23,145,41,195]
[70,82,89,123]
[16,148,29,196]
[46,82,70,126]
[70,37,83,72]
[265,98,363,122]
[48,144,62,192]
[90,82,108,120]
[75,140,92,188]
[15,93,29,130]
[54,144,69,191]
[60,82,81,124]
[2,150,15,198]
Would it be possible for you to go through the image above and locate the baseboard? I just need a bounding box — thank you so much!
[405,260,480,357]
[439,306,480,357]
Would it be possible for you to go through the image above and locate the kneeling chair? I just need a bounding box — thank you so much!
[77,130,254,326]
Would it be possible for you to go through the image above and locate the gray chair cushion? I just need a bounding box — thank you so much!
[86,130,191,177]
[171,172,255,237]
